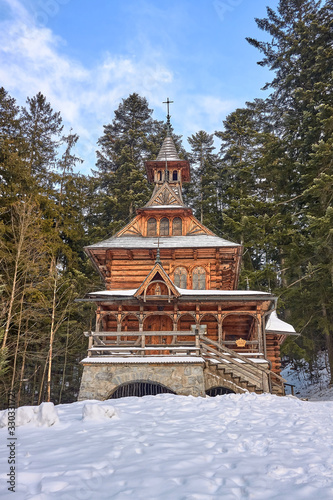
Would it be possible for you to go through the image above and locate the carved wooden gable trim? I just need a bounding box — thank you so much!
[116,216,142,237]
[186,215,215,236]
[134,262,181,301]
[146,182,183,207]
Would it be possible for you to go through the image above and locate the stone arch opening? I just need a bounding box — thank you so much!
[109,380,176,399]
[205,386,235,397]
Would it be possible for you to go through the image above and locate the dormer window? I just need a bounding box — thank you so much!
[147,218,157,236]
[192,266,206,290]
[160,218,169,236]
[172,217,182,236]
[174,267,187,288]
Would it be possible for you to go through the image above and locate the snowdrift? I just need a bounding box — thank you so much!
[1,393,333,499]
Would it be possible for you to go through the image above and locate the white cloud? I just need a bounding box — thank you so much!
[0,0,236,171]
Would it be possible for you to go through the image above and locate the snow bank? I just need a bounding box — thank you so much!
[1,394,333,499]
[82,403,117,421]
[0,402,59,428]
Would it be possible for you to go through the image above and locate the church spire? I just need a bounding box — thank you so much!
[163,97,174,137]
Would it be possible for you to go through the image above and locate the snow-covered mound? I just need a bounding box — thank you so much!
[1,394,333,499]
[0,402,59,428]
[82,403,118,421]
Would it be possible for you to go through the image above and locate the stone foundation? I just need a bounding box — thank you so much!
[78,361,206,401]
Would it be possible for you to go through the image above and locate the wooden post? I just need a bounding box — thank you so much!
[195,328,200,356]
[218,305,222,344]
[262,372,270,393]
[88,334,93,357]
[257,314,263,353]
[116,305,122,343]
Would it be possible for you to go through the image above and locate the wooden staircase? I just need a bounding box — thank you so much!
[199,335,285,395]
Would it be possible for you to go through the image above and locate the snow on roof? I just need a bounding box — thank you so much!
[81,356,204,364]
[147,205,184,208]
[265,311,297,335]
[87,288,273,300]
[175,288,271,297]
[86,234,240,250]
[89,289,138,297]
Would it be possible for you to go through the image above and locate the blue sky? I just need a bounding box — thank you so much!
[0,0,279,173]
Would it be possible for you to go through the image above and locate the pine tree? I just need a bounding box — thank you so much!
[92,93,184,238]
[187,131,221,229]
[21,92,63,187]
[245,0,333,375]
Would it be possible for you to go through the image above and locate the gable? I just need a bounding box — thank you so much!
[145,182,184,207]
[115,216,142,238]
[134,262,180,301]
[186,215,215,236]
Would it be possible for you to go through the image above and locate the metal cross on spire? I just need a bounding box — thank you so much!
[163,97,174,136]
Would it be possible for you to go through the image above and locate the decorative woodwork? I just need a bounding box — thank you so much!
[81,133,294,396]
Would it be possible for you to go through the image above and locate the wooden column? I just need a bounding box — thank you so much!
[218,305,222,344]
[257,313,263,353]
[196,304,200,326]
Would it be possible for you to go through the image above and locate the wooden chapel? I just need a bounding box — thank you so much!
[78,109,297,401]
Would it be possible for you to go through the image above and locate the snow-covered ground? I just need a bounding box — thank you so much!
[282,352,333,401]
[1,393,333,499]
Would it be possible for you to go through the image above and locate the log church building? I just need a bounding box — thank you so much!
[78,103,296,400]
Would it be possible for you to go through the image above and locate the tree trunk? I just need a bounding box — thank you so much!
[11,275,27,392]
[17,328,28,407]
[59,318,70,404]
[47,258,57,402]
[322,302,333,385]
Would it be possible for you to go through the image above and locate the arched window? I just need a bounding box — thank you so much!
[172,170,178,181]
[192,266,206,290]
[172,217,182,236]
[147,218,157,236]
[158,170,162,181]
[160,217,169,236]
[174,267,187,289]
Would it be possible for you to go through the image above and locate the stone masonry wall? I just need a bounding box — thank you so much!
[78,362,206,401]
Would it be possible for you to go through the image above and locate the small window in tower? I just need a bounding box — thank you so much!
[174,267,187,288]
[172,217,182,236]
[147,218,157,236]
[173,170,178,181]
[160,217,169,236]
[158,170,162,181]
[192,266,206,290]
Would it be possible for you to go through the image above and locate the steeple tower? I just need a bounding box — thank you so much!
[145,98,190,207]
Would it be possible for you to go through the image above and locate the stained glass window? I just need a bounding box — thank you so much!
[160,217,169,236]
[172,217,182,236]
[192,267,206,290]
[147,218,157,236]
[174,267,187,289]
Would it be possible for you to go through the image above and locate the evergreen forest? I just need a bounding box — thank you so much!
[0,0,332,407]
